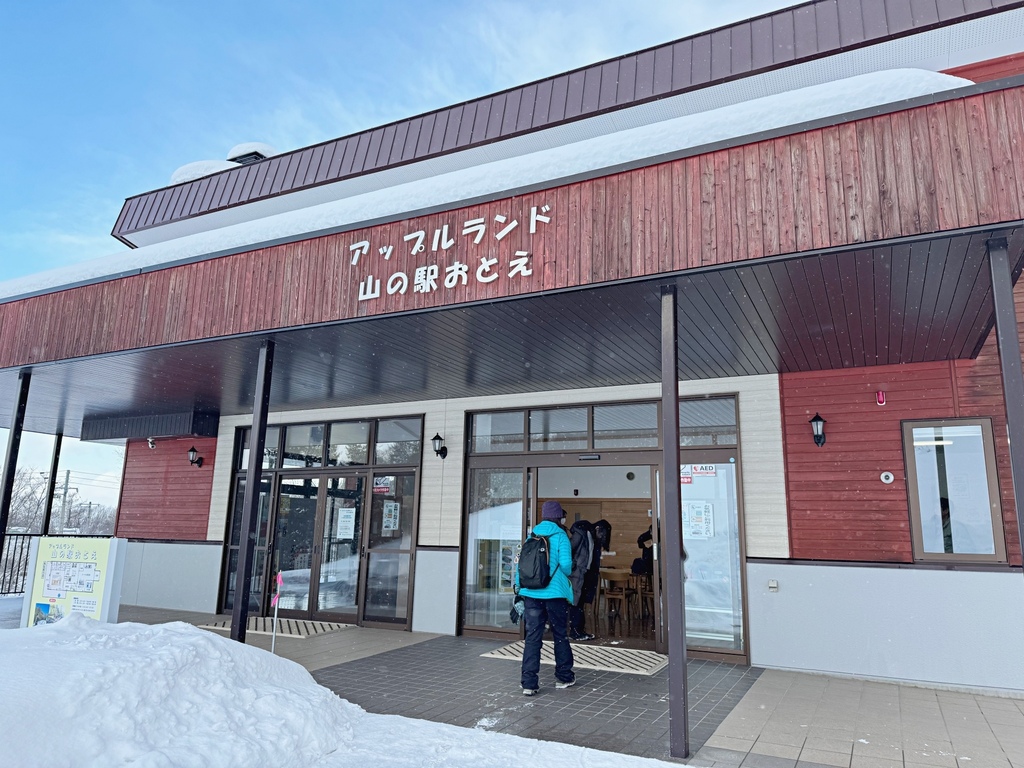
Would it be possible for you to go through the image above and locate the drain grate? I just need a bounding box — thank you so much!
[481,640,667,675]
[199,617,349,638]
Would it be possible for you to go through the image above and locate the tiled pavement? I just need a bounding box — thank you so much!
[697,670,1024,768]
[311,635,762,763]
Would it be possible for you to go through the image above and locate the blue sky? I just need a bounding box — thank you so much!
[0,0,796,283]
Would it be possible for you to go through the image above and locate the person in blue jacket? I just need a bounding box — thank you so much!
[516,499,575,695]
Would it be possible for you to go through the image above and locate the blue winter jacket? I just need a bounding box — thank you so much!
[515,520,574,602]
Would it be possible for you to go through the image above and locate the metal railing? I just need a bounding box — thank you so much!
[1,534,35,596]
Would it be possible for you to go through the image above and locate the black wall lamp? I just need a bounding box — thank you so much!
[431,433,448,459]
[187,445,204,468]
[809,413,826,447]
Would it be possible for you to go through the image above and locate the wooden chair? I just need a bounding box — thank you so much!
[603,575,633,636]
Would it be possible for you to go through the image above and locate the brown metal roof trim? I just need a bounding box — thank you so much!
[112,0,1024,244]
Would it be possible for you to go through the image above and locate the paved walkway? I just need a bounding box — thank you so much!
[5,602,1023,766]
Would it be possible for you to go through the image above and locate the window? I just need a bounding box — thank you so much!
[902,419,1006,563]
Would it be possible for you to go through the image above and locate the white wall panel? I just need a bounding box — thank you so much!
[747,562,1024,692]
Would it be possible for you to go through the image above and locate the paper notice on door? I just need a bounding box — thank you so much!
[336,505,356,539]
[680,465,693,485]
[382,501,400,533]
[682,502,714,539]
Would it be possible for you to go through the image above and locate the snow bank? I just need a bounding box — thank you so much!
[0,614,358,768]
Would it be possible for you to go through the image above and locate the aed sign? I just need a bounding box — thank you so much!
[692,464,717,476]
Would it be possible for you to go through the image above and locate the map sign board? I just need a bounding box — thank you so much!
[20,537,127,628]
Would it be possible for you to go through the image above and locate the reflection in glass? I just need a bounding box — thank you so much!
[594,403,658,448]
[374,418,422,465]
[327,421,369,466]
[471,412,525,453]
[680,462,743,652]
[282,425,324,468]
[368,474,415,549]
[318,476,363,614]
[272,477,319,610]
[239,427,280,470]
[224,475,272,612]
[463,469,523,629]
[363,552,410,621]
[679,398,737,447]
[912,425,997,555]
[529,408,587,451]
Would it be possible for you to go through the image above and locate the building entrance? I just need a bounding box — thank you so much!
[462,456,745,659]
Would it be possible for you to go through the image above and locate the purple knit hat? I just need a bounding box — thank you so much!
[541,500,565,520]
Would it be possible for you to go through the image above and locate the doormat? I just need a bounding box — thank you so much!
[199,617,349,638]
[481,640,668,676]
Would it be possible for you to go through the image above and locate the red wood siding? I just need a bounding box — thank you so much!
[945,52,1024,83]
[781,279,1024,566]
[5,86,1024,369]
[115,437,216,540]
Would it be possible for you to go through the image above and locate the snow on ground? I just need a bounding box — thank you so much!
[0,613,681,768]
[0,594,22,627]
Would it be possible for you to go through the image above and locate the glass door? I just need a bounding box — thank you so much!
[462,468,527,633]
[679,455,744,654]
[316,476,364,620]
[362,471,417,624]
[272,476,320,614]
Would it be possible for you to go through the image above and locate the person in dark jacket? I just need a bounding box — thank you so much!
[567,519,596,641]
[516,500,575,695]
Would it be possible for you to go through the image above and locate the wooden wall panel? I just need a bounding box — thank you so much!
[6,86,1024,369]
[944,52,1024,83]
[781,362,957,563]
[781,270,1024,567]
[115,437,217,541]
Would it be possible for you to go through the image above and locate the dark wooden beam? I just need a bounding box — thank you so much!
[0,370,31,555]
[41,433,62,535]
[987,238,1024,568]
[660,284,690,759]
[230,339,275,643]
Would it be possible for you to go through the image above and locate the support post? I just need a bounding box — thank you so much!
[41,433,62,535]
[231,339,275,643]
[660,285,690,759]
[0,370,31,557]
[987,238,1024,569]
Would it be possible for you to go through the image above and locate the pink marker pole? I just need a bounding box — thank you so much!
[270,572,283,653]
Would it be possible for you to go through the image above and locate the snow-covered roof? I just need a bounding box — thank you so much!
[0,69,971,302]
[169,159,240,185]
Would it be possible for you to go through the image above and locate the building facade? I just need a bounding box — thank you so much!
[3,0,1024,701]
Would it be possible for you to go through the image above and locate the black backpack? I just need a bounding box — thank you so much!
[517,533,551,589]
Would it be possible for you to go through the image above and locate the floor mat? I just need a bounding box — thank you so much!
[481,639,668,675]
[199,617,348,638]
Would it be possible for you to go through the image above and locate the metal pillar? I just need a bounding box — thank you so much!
[660,285,690,759]
[0,370,31,555]
[41,432,62,534]
[987,238,1024,568]
[231,339,275,643]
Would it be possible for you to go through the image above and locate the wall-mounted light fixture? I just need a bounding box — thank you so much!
[187,446,204,468]
[876,390,886,406]
[809,413,826,447]
[147,437,156,450]
[431,433,447,459]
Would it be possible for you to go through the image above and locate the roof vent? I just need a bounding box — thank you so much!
[226,142,278,165]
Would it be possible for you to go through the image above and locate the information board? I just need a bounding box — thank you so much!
[20,537,127,628]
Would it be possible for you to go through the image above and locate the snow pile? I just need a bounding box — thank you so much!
[0,614,358,768]
[0,613,684,767]
[170,159,240,184]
